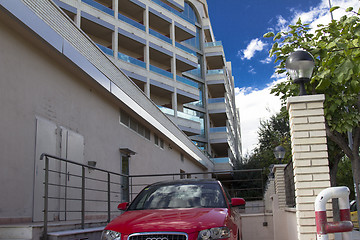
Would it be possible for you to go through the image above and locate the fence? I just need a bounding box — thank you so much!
[284,161,296,207]
[39,154,266,239]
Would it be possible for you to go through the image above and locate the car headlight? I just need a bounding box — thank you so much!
[101,230,121,240]
[198,227,231,240]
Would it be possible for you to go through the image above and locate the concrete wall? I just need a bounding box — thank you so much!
[0,6,205,223]
[241,213,274,240]
[272,195,298,240]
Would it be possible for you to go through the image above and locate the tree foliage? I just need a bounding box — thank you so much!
[264,8,360,137]
[241,111,291,170]
[264,5,360,216]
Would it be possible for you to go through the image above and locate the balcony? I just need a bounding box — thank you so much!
[204,41,225,69]
[118,12,145,31]
[185,64,202,79]
[208,98,227,127]
[80,15,113,51]
[118,52,146,68]
[209,126,228,144]
[202,18,212,42]
[83,0,114,16]
[212,157,233,171]
[206,69,226,98]
[151,0,195,25]
[149,8,171,42]
[158,106,201,136]
[176,75,199,88]
[150,65,173,79]
[118,0,145,29]
[96,43,114,56]
[175,42,197,56]
[150,28,172,44]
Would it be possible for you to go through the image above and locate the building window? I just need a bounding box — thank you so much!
[120,110,130,126]
[120,109,151,141]
[180,169,186,179]
[144,129,151,140]
[154,134,159,145]
[130,118,137,131]
[160,138,164,149]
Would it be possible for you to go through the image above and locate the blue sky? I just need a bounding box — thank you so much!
[207,0,324,90]
[206,0,360,154]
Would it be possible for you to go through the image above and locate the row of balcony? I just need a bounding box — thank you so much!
[82,0,196,53]
[97,43,199,89]
[150,0,195,24]
[80,0,226,66]
[63,0,237,170]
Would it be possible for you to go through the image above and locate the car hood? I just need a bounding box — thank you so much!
[105,208,229,234]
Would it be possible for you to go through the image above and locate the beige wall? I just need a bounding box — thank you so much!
[241,213,274,240]
[272,195,298,240]
[0,10,205,223]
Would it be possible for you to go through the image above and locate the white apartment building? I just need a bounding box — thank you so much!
[52,0,242,169]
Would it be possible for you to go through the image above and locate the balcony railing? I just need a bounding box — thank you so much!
[177,111,200,122]
[176,75,199,88]
[118,52,146,68]
[175,42,196,56]
[158,105,175,116]
[96,43,114,56]
[83,0,114,16]
[149,29,172,44]
[151,0,195,25]
[210,126,227,133]
[207,69,224,75]
[205,41,223,48]
[118,13,145,31]
[150,65,173,79]
[208,97,225,104]
[183,63,202,78]
[211,157,231,164]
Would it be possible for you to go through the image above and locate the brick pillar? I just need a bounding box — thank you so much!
[287,94,332,240]
[274,164,287,209]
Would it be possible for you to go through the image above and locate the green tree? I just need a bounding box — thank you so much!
[264,6,360,220]
[240,111,291,169]
[237,111,291,201]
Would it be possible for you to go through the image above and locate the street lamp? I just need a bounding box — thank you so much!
[286,50,315,96]
[274,145,286,164]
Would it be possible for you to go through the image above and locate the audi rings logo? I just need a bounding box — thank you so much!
[145,237,168,240]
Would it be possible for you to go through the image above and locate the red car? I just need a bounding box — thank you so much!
[101,179,245,240]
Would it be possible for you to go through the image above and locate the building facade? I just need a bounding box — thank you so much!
[52,0,242,170]
[0,0,241,233]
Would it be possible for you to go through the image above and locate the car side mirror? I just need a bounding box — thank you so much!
[117,202,129,211]
[231,198,246,207]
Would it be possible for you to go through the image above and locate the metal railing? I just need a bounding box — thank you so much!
[40,153,266,239]
[40,153,128,240]
[284,161,296,207]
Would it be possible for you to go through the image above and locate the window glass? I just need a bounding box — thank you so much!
[129,182,227,210]
[130,118,137,131]
[154,134,159,145]
[120,110,130,126]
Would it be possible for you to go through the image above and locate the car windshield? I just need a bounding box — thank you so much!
[128,182,227,210]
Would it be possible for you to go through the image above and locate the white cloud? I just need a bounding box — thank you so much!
[235,80,283,155]
[275,15,288,32]
[240,38,267,60]
[248,66,256,74]
[290,0,360,30]
[260,57,273,64]
[236,0,360,155]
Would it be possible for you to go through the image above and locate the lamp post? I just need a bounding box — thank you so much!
[285,50,315,96]
[274,145,286,164]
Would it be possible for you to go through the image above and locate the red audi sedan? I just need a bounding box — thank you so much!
[101,179,245,240]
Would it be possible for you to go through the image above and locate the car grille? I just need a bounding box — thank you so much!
[128,232,188,240]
